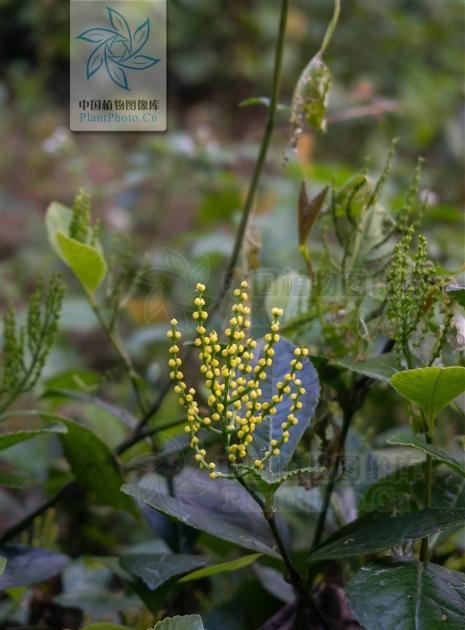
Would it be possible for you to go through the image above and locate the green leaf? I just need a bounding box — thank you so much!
[390,366,465,424]
[120,553,208,590]
[56,416,137,516]
[45,201,72,256]
[80,625,132,630]
[388,434,465,479]
[0,545,69,588]
[151,616,205,630]
[308,508,465,562]
[337,353,400,381]
[0,425,67,451]
[122,468,278,556]
[56,232,107,295]
[347,559,465,630]
[291,52,332,133]
[446,284,465,309]
[178,553,262,583]
[0,556,6,576]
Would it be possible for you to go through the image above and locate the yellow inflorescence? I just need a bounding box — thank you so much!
[167,281,309,478]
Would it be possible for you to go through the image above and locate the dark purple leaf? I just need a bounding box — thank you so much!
[0,545,69,588]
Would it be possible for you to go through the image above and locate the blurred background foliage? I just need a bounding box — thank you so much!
[1,0,464,430]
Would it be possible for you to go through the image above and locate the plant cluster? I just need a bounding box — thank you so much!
[168,281,311,476]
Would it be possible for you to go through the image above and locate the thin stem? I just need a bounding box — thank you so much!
[320,0,341,56]
[310,338,395,553]
[311,406,353,551]
[420,429,433,562]
[236,476,330,630]
[89,296,146,415]
[220,0,289,298]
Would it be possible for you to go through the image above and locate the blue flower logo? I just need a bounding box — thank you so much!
[77,6,160,91]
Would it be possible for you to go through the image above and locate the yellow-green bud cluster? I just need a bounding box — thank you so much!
[167,281,309,477]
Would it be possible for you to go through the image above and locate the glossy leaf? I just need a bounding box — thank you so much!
[122,467,278,556]
[249,337,320,473]
[56,231,107,295]
[308,508,465,562]
[0,545,69,588]
[57,416,137,516]
[388,434,465,479]
[120,553,208,590]
[178,553,262,583]
[390,366,465,423]
[347,559,465,630]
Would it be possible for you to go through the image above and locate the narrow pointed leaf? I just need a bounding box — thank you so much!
[308,508,465,562]
[298,183,328,244]
[178,553,261,583]
[388,434,465,479]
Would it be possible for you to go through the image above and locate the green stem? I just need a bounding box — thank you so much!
[89,296,146,415]
[235,476,330,630]
[320,0,341,56]
[420,428,433,562]
[311,406,353,551]
[220,0,288,298]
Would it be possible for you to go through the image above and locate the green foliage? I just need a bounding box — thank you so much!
[388,434,465,479]
[390,367,465,426]
[308,509,465,562]
[56,415,138,516]
[0,275,64,414]
[178,553,262,583]
[347,560,465,630]
[1,2,463,628]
